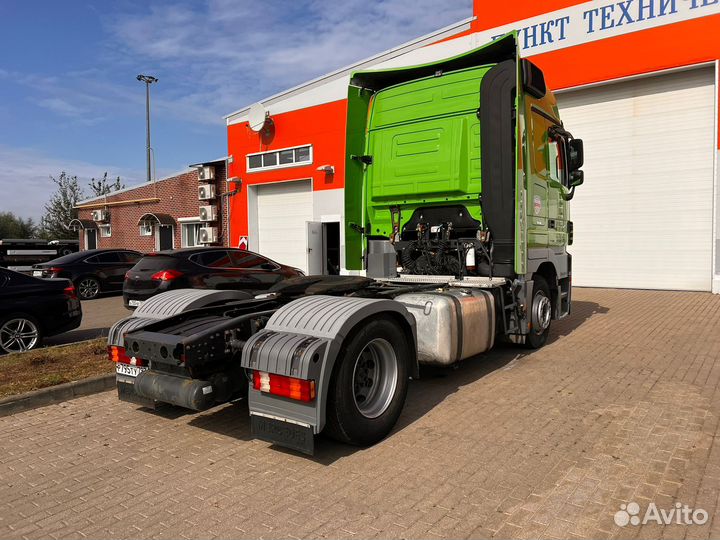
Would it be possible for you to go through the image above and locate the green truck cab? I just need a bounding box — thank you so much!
[345,33,584,336]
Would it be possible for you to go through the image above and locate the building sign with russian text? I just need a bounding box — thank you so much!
[473,0,719,55]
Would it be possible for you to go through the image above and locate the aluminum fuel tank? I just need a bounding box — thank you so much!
[395,289,496,366]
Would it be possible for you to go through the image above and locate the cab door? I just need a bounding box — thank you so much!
[525,104,569,251]
[527,107,551,250]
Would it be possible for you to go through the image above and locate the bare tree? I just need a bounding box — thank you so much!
[40,172,84,240]
[89,172,124,197]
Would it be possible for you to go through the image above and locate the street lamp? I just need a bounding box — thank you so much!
[136,74,158,183]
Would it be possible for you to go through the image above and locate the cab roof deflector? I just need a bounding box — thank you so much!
[349,32,518,92]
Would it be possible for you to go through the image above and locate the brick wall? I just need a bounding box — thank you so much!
[76,162,229,252]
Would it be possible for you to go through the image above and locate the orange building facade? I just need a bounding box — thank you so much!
[226,1,720,291]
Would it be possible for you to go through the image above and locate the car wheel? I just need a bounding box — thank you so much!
[525,275,552,349]
[324,316,410,446]
[77,277,101,300]
[0,315,42,354]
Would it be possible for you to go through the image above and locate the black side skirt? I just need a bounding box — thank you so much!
[480,60,517,278]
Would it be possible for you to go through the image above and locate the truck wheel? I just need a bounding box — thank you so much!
[526,275,552,349]
[325,317,409,446]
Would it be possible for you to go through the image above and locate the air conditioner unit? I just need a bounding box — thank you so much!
[198,184,216,200]
[199,226,218,244]
[91,209,108,222]
[198,166,215,182]
[199,205,217,221]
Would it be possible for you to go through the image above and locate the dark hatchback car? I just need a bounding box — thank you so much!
[123,247,304,309]
[0,267,82,354]
[32,249,143,300]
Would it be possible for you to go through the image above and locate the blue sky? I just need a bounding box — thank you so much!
[0,0,472,220]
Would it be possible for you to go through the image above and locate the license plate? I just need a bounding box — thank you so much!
[33,270,43,277]
[115,363,147,378]
[128,299,144,307]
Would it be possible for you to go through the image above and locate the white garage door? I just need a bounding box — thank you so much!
[556,67,716,291]
[256,180,313,273]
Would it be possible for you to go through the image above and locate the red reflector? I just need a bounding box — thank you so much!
[151,269,183,281]
[63,283,77,299]
[252,371,315,402]
[107,345,146,367]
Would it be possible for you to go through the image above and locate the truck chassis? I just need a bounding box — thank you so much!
[110,272,555,455]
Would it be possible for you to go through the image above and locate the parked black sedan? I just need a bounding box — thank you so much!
[0,267,82,353]
[123,247,304,309]
[32,249,143,300]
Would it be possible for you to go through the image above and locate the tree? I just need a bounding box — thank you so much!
[0,212,38,239]
[39,172,84,240]
[89,172,124,197]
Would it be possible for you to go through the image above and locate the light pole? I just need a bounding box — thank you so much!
[136,74,158,183]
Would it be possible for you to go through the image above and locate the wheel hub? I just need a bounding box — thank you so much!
[352,338,398,419]
[531,292,552,333]
[0,318,39,353]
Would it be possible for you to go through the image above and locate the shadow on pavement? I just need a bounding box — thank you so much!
[168,299,609,464]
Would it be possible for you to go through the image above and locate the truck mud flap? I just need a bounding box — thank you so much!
[251,413,314,455]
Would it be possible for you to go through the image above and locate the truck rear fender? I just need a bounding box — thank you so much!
[241,295,417,433]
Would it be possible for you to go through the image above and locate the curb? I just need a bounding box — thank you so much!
[0,374,116,417]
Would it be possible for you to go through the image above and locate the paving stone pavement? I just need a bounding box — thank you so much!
[1,288,719,539]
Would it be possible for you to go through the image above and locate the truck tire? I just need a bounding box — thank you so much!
[525,275,552,349]
[324,316,410,446]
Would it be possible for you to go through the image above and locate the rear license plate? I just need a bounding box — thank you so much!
[32,270,43,277]
[115,363,147,378]
[128,299,144,307]
[251,414,314,455]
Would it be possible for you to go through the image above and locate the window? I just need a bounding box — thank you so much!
[190,250,233,268]
[120,251,142,264]
[90,252,121,264]
[99,224,112,237]
[531,111,550,177]
[547,138,567,186]
[229,251,275,269]
[181,222,202,247]
[139,223,153,236]
[246,144,312,172]
[531,107,567,185]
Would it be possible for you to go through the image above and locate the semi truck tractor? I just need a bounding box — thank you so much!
[108,34,584,455]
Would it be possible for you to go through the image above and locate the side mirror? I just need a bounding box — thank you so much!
[570,170,584,188]
[565,170,584,201]
[568,139,584,171]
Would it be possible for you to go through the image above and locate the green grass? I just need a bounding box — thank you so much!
[0,339,113,398]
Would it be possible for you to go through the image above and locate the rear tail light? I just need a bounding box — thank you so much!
[151,269,183,281]
[49,267,63,275]
[63,283,77,299]
[124,271,131,279]
[252,371,316,402]
[108,345,146,367]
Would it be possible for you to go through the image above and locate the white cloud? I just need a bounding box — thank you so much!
[0,68,138,127]
[102,0,473,124]
[0,145,144,220]
[1,1,472,130]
